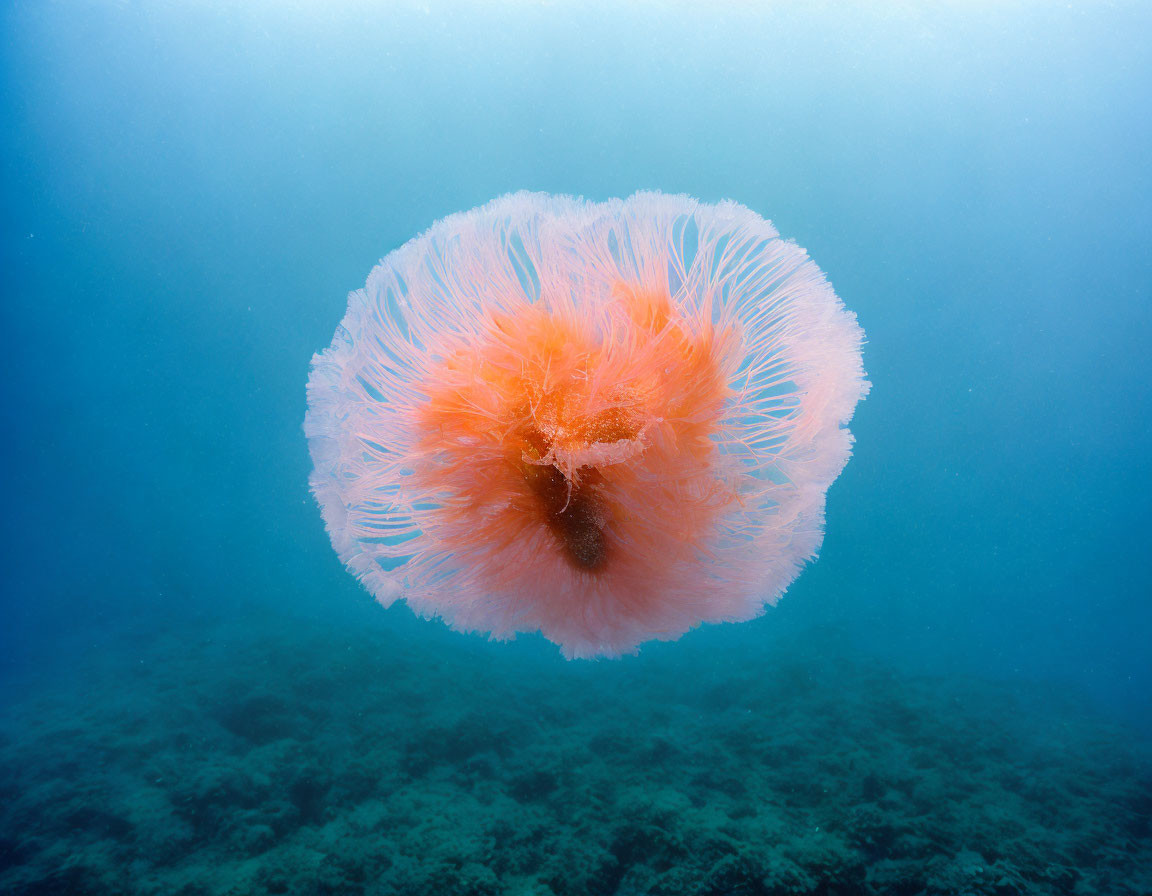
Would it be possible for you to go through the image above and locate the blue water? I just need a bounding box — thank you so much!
[2,3,1149,894]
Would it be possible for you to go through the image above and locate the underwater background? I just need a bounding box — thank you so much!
[2,1,1150,894]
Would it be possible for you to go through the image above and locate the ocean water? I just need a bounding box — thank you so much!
[1,1,1150,894]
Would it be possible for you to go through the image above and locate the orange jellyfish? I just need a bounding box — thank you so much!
[305,192,868,658]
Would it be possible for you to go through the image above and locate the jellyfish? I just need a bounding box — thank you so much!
[305,192,868,658]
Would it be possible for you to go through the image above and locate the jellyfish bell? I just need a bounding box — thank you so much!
[305,192,868,658]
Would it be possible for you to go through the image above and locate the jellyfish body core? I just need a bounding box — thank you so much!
[306,193,868,658]
[415,285,735,579]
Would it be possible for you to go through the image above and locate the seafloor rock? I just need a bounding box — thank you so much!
[0,615,1149,896]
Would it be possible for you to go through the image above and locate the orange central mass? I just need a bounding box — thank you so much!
[414,285,735,578]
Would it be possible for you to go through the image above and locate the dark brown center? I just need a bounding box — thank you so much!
[523,459,608,572]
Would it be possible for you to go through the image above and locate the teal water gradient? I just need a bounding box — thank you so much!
[4,0,1148,707]
[2,3,1150,892]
